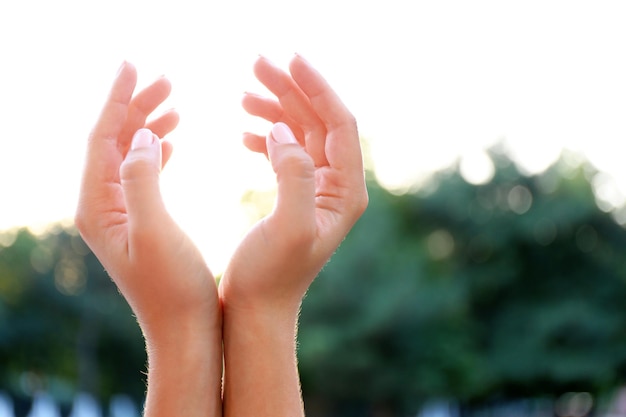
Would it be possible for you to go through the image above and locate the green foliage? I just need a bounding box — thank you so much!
[298,150,626,412]
[0,226,146,403]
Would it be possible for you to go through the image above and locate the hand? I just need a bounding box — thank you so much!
[219,54,368,417]
[75,62,221,417]
[220,55,368,315]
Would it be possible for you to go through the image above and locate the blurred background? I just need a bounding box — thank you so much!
[3,1,626,416]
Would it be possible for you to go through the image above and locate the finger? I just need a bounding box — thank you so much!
[243,133,268,156]
[161,140,174,169]
[290,55,368,222]
[290,55,355,129]
[90,62,137,142]
[120,129,169,243]
[84,61,137,183]
[77,62,137,239]
[254,57,328,166]
[289,54,362,173]
[242,92,283,122]
[242,93,305,143]
[145,109,180,139]
[265,123,315,237]
[118,76,173,153]
[253,57,316,126]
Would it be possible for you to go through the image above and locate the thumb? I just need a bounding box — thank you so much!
[266,123,316,228]
[120,128,168,231]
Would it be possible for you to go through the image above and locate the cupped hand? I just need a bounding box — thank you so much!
[219,55,368,316]
[75,62,219,341]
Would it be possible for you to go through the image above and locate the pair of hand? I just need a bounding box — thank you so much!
[75,55,368,417]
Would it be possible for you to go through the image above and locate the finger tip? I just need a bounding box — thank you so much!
[158,76,173,94]
[270,123,298,145]
[243,133,269,155]
[253,57,266,76]
[160,108,181,132]
[242,132,256,145]
[253,55,280,77]
[130,128,156,150]
[162,139,174,155]
[292,52,305,62]
[168,108,181,126]
[289,54,314,75]
[114,61,138,87]
[117,60,134,72]
[241,93,260,113]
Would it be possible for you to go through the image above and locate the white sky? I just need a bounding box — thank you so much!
[3,1,626,273]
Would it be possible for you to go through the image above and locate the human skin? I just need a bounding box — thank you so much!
[75,62,222,417]
[219,54,369,417]
[76,55,367,417]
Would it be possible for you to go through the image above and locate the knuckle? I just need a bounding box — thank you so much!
[120,156,158,182]
[74,210,87,235]
[348,185,369,219]
[356,189,369,215]
[276,152,315,180]
[74,203,95,243]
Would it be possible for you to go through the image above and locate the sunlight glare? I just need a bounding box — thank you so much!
[459,150,495,186]
[3,1,626,273]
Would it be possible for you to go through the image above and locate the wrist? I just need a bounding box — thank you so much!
[143,311,223,417]
[218,272,305,323]
[140,301,221,347]
[221,296,304,417]
[221,299,299,343]
[144,310,221,355]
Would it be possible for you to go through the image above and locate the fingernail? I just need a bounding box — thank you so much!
[131,128,155,150]
[271,123,297,144]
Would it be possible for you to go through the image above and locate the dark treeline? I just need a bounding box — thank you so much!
[2,147,626,415]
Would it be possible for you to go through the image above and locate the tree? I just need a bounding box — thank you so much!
[297,148,626,414]
[0,226,146,405]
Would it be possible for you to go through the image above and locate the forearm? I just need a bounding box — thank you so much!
[143,315,223,417]
[222,304,304,417]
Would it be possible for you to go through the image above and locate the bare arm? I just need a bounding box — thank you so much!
[76,62,222,417]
